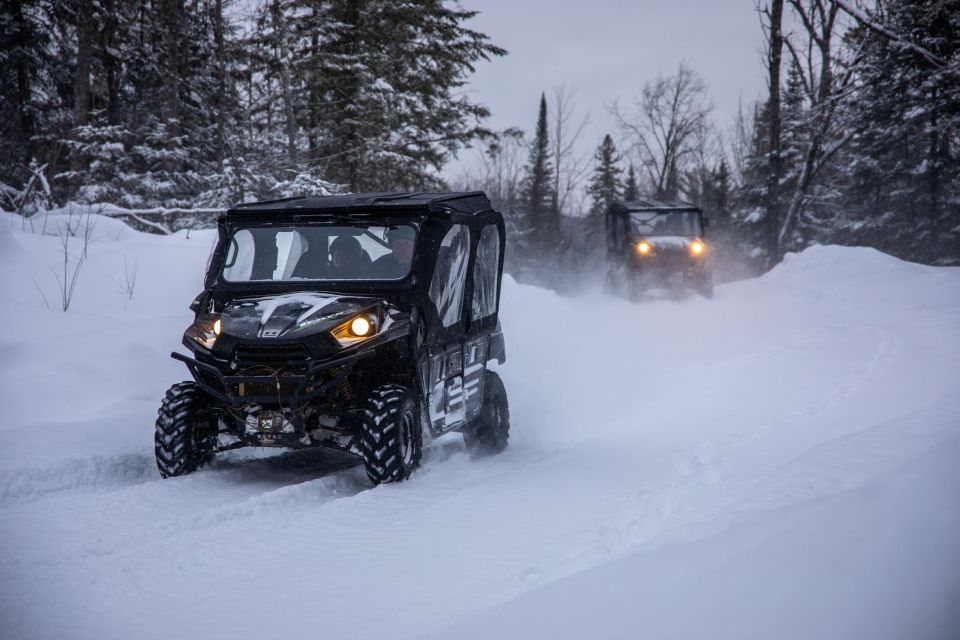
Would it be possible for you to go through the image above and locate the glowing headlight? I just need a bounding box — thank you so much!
[332,313,378,346]
[690,241,706,255]
[349,316,371,337]
[636,241,652,255]
[213,318,222,335]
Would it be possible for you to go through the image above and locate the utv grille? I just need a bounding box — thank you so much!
[232,344,312,372]
[237,379,303,398]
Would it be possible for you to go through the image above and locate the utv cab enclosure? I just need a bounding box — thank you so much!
[156,192,510,485]
[604,199,713,300]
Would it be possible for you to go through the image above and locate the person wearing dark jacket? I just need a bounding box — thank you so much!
[371,226,416,278]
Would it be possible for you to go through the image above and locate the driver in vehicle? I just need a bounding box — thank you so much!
[328,235,370,278]
[291,235,328,278]
[371,226,416,278]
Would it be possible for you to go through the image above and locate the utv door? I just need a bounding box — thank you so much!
[426,224,473,431]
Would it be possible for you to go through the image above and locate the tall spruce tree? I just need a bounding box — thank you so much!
[586,134,623,215]
[308,0,505,191]
[522,93,553,244]
[623,163,640,201]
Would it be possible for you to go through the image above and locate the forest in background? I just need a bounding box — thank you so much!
[1,0,958,288]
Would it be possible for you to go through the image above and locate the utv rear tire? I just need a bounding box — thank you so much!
[356,384,423,485]
[463,371,510,456]
[154,382,217,478]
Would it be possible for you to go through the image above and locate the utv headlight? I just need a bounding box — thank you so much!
[349,316,371,337]
[187,315,221,349]
[690,241,706,256]
[636,241,652,255]
[331,313,378,346]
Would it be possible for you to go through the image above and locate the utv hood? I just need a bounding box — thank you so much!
[220,292,380,340]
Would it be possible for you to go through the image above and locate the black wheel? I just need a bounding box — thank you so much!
[356,384,423,485]
[463,371,510,456]
[154,381,217,478]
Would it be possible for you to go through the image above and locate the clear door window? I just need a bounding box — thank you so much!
[471,225,500,320]
[429,225,471,327]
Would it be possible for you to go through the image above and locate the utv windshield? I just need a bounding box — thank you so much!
[221,223,417,282]
[629,211,702,237]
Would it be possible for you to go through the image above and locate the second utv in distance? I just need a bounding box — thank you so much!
[155,192,510,485]
[604,199,713,300]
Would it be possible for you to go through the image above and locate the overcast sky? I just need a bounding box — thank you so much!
[447,0,769,182]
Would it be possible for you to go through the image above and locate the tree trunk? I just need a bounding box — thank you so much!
[162,0,182,139]
[764,0,784,267]
[102,0,121,125]
[214,0,226,171]
[73,0,94,127]
[10,0,36,168]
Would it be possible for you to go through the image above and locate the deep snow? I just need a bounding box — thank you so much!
[0,212,958,640]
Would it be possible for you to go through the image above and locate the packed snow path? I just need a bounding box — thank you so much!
[1,214,958,640]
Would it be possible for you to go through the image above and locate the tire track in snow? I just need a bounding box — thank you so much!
[518,443,725,588]
[0,452,157,507]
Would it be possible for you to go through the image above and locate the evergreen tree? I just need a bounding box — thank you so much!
[586,134,623,214]
[623,163,640,201]
[0,0,504,208]
[779,59,806,196]
[522,93,553,244]
[0,0,62,198]
[308,0,505,191]
[840,0,960,264]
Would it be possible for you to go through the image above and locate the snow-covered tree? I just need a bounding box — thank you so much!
[838,0,960,264]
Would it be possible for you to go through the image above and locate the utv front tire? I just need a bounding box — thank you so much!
[154,381,217,478]
[356,384,423,485]
[464,371,510,456]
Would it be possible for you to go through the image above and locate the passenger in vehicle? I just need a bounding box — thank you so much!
[371,227,416,278]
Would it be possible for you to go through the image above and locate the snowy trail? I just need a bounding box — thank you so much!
[1,215,959,640]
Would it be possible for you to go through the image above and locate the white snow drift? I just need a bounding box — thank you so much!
[0,212,958,640]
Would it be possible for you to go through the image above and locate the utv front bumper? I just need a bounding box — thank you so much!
[171,350,360,425]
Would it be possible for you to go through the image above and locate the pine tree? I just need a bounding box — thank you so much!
[779,59,806,196]
[586,134,623,214]
[623,163,640,201]
[0,0,60,197]
[307,0,505,191]
[522,93,553,248]
[840,0,960,264]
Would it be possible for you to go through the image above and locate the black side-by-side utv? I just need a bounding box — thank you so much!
[155,192,510,485]
[604,199,713,300]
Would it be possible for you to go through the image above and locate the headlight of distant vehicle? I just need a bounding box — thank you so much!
[331,312,379,346]
[690,240,706,256]
[636,240,652,255]
[186,314,221,349]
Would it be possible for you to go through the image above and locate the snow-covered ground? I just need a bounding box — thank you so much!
[1,212,958,640]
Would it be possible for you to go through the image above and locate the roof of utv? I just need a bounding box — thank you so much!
[609,198,701,214]
[228,192,494,217]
